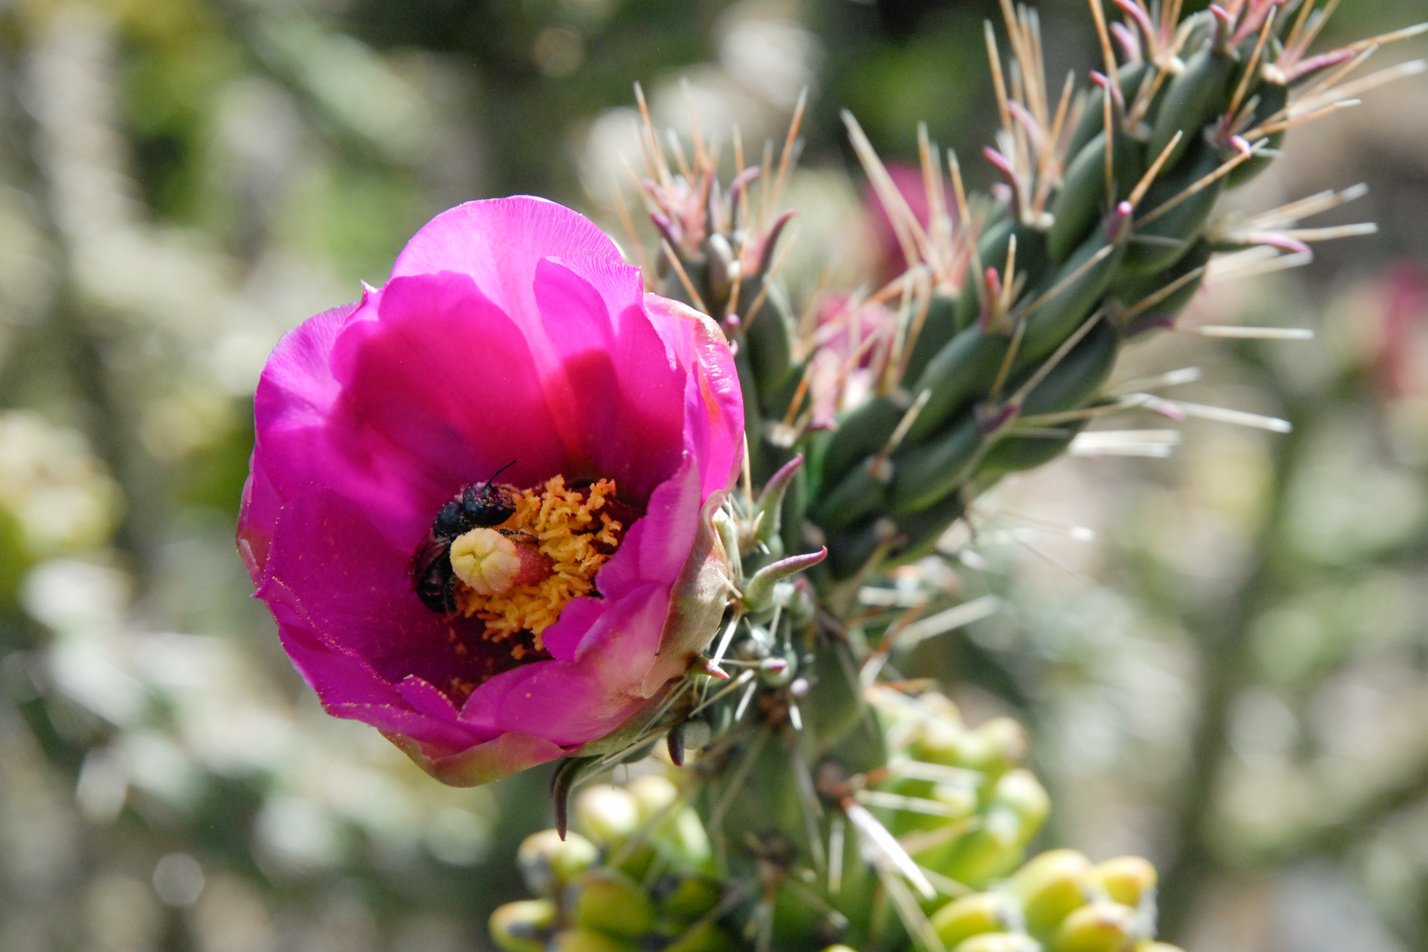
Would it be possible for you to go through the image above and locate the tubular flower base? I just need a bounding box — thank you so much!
[238,197,743,785]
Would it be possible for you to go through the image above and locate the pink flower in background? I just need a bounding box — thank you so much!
[238,197,743,785]
[865,161,958,283]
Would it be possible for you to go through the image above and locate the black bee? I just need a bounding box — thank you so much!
[412,461,517,613]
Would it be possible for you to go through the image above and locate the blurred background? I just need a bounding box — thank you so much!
[1,0,1425,950]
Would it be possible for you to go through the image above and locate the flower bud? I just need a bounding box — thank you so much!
[1093,855,1158,910]
[1007,849,1096,937]
[489,899,557,952]
[570,869,655,940]
[517,829,598,900]
[550,929,638,952]
[1049,900,1139,952]
[931,891,1015,949]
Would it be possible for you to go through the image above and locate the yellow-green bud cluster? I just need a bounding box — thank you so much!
[869,691,1050,889]
[489,774,740,952]
[929,848,1184,952]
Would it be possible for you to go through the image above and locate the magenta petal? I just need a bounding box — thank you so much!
[240,197,744,787]
[461,585,669,747]
[391,197,623,327]
[390,730,567,787]
[329,273,573,502]
[645,294,745,499]
[529,258,685,501]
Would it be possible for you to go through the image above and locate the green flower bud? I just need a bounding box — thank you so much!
[574,784,642,846]
[489,899,557,952]
[989,769,1051,837]
[664,920,740,952]
[550,928,638,952]
[1093,856,1158,910]
[931,891,1015,949]
[517,829,598,900]
[1050,900,1139,952]
[658,874,725,923]
[570,868,656,940]
[952,718,1030,777]
[1006,849,1096,937]
[952,932,1040,952]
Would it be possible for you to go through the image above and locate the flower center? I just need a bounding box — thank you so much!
[429,475,627,656]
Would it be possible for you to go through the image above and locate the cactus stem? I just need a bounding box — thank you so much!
[1125,130,1182,210]
[1137,145,1257,227]
[1014,244,1116,322]
[882,389,934,463]
[1120,266,1208,322]
[1010,311,1105,405]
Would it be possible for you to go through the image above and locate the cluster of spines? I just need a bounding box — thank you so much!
[798,0,1416,582]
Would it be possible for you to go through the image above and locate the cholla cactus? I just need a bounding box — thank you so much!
[216,1,1422,950]
[481,2,1422,950]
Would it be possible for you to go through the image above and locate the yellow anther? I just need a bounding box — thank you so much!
[449,528,520,596]
[450,475,626,647]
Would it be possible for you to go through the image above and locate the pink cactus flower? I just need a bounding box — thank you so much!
[237,197,743,785]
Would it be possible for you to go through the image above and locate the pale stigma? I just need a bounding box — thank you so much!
[449,528,521,596]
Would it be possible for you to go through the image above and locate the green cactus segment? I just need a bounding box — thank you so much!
[1123,142,1227,273]
[1064,61,1153,161]
[954,218,1052,332]
[1047,129,1143,264]
[819,395,907,492]
[1146,46,1238,172]
[1225,77,1288,187]
[741,277,798,399]
[801,0,1356,581]
[905,290,966,382]
[890,416,982,516]
[1017,228,1126,368]
[905,328,1011,444]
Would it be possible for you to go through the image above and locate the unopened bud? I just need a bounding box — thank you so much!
[1007,849,1095,937]
[551,928,638,952]
[951,932,1040,952]
[489,899,556,952]
[1049,900,1138,952]
[664,919,739,952]
[931,891,1014,949]
[571,868,655,940]
[574,784,642,846]
[517,829,598,900]
[1094,855,1157,910]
